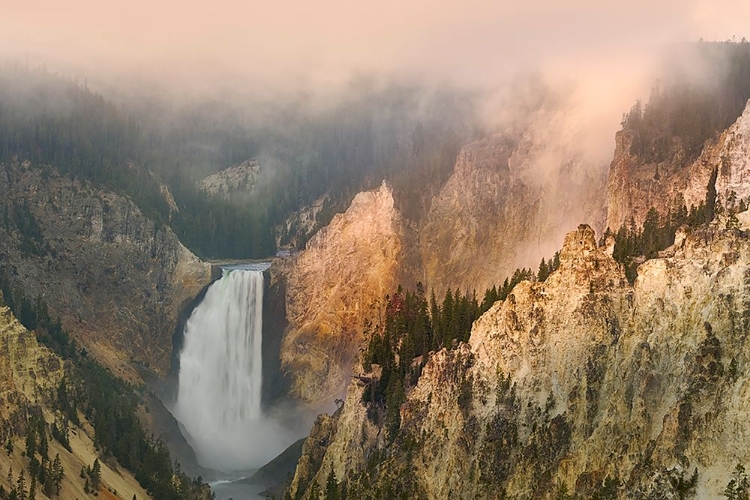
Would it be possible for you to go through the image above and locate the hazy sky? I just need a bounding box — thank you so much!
[2,0,747,91]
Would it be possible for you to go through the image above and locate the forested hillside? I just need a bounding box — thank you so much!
[0,66,269,257]
[0,278,213,500]
[622,41,750,164]
[0,66,479,258]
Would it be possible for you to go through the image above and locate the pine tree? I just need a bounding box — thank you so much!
[325,469,338,500]
[385,373,405,438]
[537,258,550,282]
[500,277,510,300]
[412,299,428,358]
[552,251,561,272]
[38,456,46,486]
[52,453,64,494]
[38,428,48,460]
[28,475,35,500]
[642,207,660,257]
[43,464,54,498]
[340,481,348,500]
[429,291,440,350]
[705,166,719,224]
[724,463,749,500]
[489,286,499,311]
[25,427,36,458]
[727,213,740,230]
[91,458,101,492]
[16,470,26,500]
[441,289,454,346]
[308,479,321,500]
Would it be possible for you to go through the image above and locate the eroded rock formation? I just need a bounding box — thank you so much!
[290,217,750,499]
[421,108,607,298]
[606,100,750,230]
[0,296,155,499]
[198,159,261,198]
[280,182,412,402]
[0,161,211,380]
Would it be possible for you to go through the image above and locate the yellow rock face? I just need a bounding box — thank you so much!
[291,219,750,499]
[281,182,409,402]
[0,304,64,411]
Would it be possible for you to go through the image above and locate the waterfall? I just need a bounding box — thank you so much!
[174,265,275,471]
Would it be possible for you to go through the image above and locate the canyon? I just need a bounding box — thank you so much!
[1,63,750,500]
[284,99,750,498]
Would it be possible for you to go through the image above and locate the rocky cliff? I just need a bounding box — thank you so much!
[421,107,607,298]
[277,106,610,406]
[198,159,261,198]
[280,182,412,402]
[0,295,155,500]
[289,217,750,499]
[0,161,212,380]
[606,100,750,230]
[277,194,331,250]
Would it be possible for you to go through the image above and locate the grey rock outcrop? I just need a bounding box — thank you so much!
[0,162,211,380]
[198,159,260,198]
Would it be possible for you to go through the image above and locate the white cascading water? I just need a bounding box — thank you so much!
[174,264,282,471]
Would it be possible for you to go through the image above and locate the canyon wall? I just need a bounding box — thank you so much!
[0,294,155,499]
[606,100,750,230]
[280,182,413,402]
[0,161,212,381]
[421,107,607,298]
[290,218,750,499]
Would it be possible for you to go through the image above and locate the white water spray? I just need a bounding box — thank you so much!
[175,264,284,471]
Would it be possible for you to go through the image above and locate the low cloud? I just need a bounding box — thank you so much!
[1,0,745,94]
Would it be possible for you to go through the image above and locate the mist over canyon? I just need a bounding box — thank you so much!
[0,2,749,500]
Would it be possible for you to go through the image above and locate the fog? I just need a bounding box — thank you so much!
[2,0,746,92]
[2,1,745,173]
[2,0,747,477]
